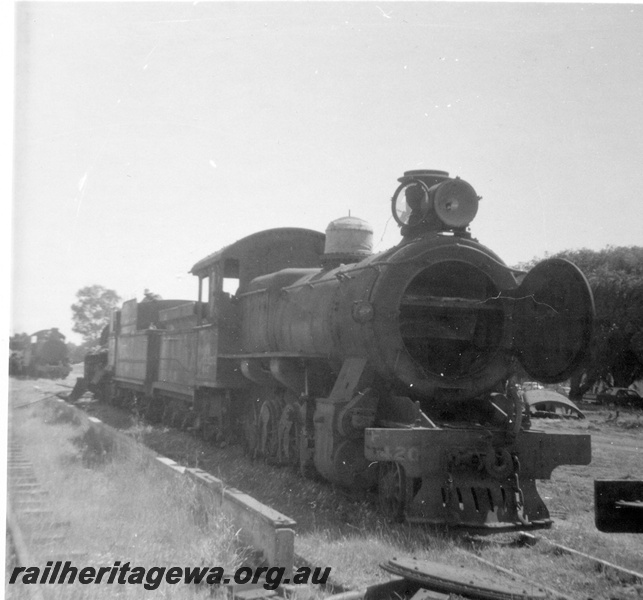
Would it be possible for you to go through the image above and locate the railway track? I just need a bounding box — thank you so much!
[6,433,88,600]
[7,437,81,556]
[517,533,643,584]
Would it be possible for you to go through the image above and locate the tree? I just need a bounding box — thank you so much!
[66,340,88,364]
[71,285,121,346]
[517,246,643,399]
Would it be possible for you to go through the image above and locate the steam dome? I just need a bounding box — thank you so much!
[323,216,373,266]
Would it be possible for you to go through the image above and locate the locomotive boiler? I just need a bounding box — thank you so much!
[97,169,594,532]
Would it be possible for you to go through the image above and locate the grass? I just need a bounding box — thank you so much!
[296,525,455,591]
[7,396,245,599]
[124,407,643,599]
[10,375,643,600]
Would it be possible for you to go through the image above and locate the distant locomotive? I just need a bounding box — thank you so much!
[10,328,72,379]
[89,169,595,531]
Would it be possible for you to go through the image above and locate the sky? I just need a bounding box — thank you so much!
[8,1,643,344]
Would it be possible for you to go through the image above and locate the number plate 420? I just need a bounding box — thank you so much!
[375,446,419,463]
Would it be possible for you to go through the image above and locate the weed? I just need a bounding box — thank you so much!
[7,394,246,599]
[70,427,116,467]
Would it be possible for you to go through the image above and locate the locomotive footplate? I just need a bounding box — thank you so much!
[365,427,591,530]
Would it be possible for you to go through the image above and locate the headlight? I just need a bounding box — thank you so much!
[433,178,479,229]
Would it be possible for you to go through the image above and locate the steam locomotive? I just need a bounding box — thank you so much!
[10,328,72,379]
[88,169,594,531]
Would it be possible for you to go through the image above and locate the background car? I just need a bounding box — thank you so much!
[596,387,642,408]
[523,389,586,419]
[521,381,544,392]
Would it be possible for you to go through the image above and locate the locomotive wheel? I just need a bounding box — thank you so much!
[189,412,202,435]
[200,418,220,443]
[110,386,128,408]
[161,402,177,427]
[94,380,111,404]
[133,394,150,419]
[180,410,198,431]
[145,398,165,423]
[173,406,190,429]
[378,462,412,523]
[111,388,125,408]
[277,402,303,467]
[121,390,137,412]
[242,404,259,457]
[196,415,220,442]
[257,398,281,461]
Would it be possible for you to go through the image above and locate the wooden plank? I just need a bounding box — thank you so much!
[185,467,296,576]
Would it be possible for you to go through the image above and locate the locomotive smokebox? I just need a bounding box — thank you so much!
[322,216,373,268]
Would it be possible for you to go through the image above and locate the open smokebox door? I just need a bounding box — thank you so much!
[511,258,595,384]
